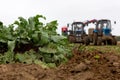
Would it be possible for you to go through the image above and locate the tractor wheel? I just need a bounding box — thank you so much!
[68,35,76,43]
[93,33,98,45]
[103,40,107,45]
[112,37,117,45]
[107,39,112,45]
[84,36,90,45]
[97,37,102,45]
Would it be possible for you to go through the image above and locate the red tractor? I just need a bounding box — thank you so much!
[61,26,68,36]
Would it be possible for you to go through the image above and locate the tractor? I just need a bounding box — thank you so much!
[88,19,117,45]
[66,21,90,45]
[61,26,68,36]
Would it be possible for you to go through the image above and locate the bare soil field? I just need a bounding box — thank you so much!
[0,46,120,80]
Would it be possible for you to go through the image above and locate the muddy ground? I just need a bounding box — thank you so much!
[0,47,120,80]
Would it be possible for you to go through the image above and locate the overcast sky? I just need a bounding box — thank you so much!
[0,0,120,35]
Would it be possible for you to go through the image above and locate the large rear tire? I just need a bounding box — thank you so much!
[68,35,76,43]
[84,36,90,46]
[107,39,112,45]
[93,33,98,45]
[97,37,102,45]
[103,40,106,45]
[112,37,117,45]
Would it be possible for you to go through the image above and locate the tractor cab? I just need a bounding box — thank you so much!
[69,22,86,36]
[94,19,111,36]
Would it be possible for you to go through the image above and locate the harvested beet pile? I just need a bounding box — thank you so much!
[0,48,120,80]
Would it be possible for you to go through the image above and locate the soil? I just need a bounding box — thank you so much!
[0,47,120,80]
